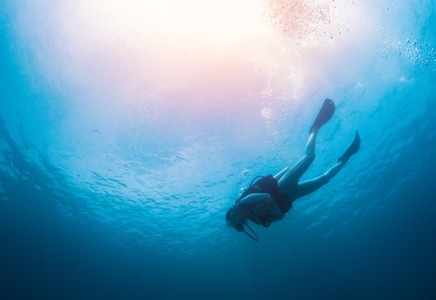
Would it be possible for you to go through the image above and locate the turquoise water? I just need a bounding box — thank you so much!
[1,0,435,299]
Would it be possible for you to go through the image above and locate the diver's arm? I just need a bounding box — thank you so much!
[240,193,274,206]
[239,193,275,216]
[240,193,284,224]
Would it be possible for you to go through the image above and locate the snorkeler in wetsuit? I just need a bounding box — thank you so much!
[226,99,361,240]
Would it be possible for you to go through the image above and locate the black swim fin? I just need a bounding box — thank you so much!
[338,131,361,162]
[310,98,336,133]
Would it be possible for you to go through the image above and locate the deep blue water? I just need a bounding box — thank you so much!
[1,0,436,299]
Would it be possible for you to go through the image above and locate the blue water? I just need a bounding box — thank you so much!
[1,1,436,299]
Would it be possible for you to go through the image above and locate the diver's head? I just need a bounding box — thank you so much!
[226,206,245,232]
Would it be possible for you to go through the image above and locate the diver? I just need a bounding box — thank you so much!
[226,98,360,240]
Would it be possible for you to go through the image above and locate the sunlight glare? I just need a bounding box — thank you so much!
[78,0,267,48]
[60,0,274,106]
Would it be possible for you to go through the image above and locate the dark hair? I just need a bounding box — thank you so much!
[226,205,259,241]
[226,207,244,232]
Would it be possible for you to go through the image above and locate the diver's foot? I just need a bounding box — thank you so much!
[338,131,361,162]
[310,98,336,133]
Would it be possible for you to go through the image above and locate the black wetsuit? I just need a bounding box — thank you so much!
[238,175,292,214]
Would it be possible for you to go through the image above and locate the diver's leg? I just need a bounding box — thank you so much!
[292,131,361,199]
[276,99,336,196]
[292,161,346,198]
[274,167,289,181]
[276,131,317,195]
